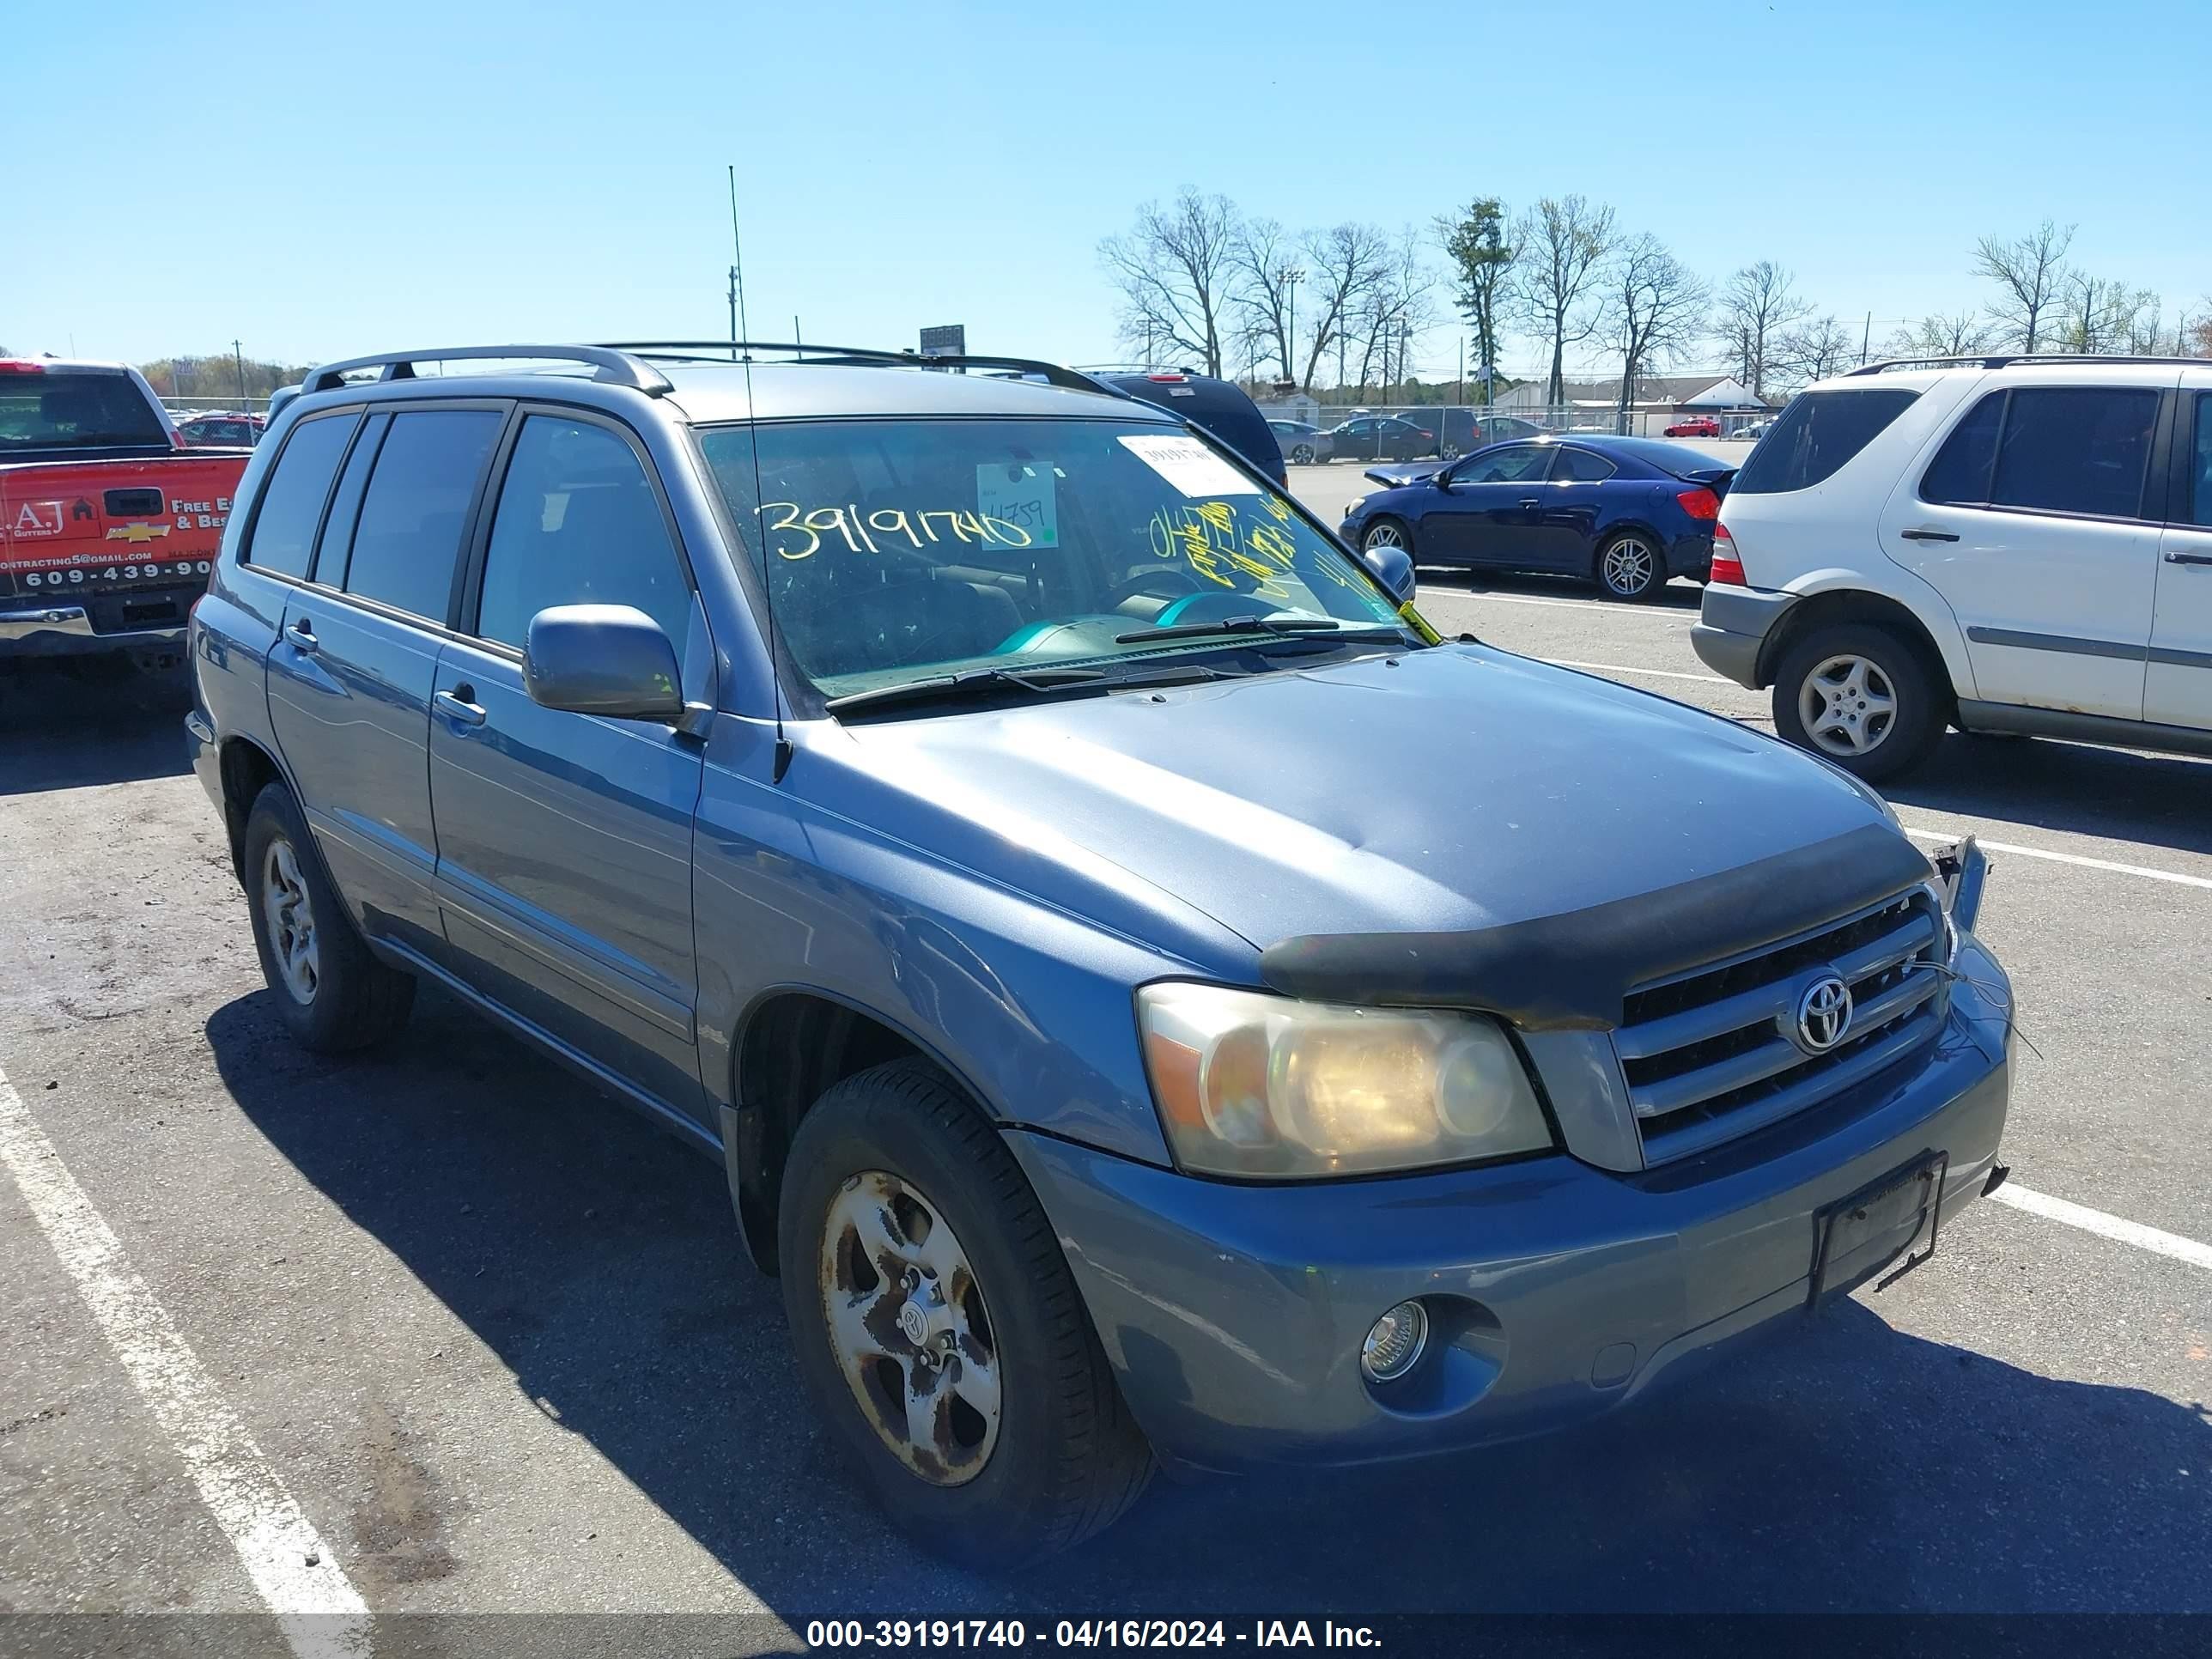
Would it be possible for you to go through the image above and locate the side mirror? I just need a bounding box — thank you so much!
[523,604,684,723]
[1358,542,1417,604]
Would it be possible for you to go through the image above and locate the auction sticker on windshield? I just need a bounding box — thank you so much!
[1118,434,1259,497]
[977,462,1058,548]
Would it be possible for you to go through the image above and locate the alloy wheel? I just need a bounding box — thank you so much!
[1363,522,1405,550]
[1601,537,1657,596]
[1798,653,1898,757]
[260,839,319,1005]
[819,1170,1002,1486]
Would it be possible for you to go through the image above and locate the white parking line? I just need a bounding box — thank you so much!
[0,1067,369,1656]
[1900,827,2212,891]
[1990,1183,2212,1273]
[1543,657,1735,685]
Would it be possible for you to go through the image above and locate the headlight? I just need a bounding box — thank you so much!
[1136,983,1553,1178]
[1343,496,1366,519]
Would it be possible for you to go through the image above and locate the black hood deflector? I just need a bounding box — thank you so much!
[1258,823,1932,1031]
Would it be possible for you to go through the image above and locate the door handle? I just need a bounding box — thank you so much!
[1899,528,1960,543]
[1517,496,1541,508]
[2163,549,2212,566]
[435,687,486,726]
[287,617,318,653]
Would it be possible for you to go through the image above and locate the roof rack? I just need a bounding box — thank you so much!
[1845,352,2205,376]
[598,340,1115,397]
[303,344,673,396]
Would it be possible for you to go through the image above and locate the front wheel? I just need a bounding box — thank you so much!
[1594,532,1664,601]
[1290,443,1316,465]
[1771,623,1942,781]
[1362,517,1412,559]
[780,1060,1153,1568]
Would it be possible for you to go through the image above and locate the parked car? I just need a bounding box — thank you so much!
[1692,354,2212,779]
[1431,408,1545,459]
[1267,418,1331,465]
[0,357,250,671]
[1662,415,1721,438]
[1730,418,1776,443]
[174,410,265,447]
[190,342,2009,1567]
[1342,434,1735,600]
[1328,414,1434,462]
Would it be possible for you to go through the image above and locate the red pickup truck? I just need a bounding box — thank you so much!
[1,358,251,669]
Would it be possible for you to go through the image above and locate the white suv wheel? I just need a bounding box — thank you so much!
[1798,653,1899,757]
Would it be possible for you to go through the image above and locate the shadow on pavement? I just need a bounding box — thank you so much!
[1413,565,1705,612]
[208,988,2212,1617]
[0,661,193,795]
[1893,731,2212,862]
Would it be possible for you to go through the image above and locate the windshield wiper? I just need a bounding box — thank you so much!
[823,664,1109,716]
[1115,615,1413,646]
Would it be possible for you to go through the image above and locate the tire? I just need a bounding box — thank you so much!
[1439,441,1461,461]
[1771,623,1942,782]
[1594,531,1665,601]
[779,1060,1154,1569]
[242,781,416,1053]
[1361,517,1413,559]
[1290,443,1316,465]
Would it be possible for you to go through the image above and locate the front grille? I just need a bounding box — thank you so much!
[1615,889,1947,1164]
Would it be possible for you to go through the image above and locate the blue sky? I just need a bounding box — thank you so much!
[11,0,2206,380]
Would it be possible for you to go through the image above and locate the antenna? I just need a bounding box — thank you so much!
[729,163,793,782]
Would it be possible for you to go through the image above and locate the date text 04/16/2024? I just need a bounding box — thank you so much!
[803,1622,1383,1650]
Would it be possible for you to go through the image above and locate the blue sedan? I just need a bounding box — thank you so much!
[1339,434,1735,601]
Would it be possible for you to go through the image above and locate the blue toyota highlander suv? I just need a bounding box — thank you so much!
[185,342,2011,1567]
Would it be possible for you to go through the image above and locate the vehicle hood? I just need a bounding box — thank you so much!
[1362,462,1442,488]
[817,644,1905,968]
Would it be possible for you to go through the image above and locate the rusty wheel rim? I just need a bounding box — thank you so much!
[818,1170,1002,1486]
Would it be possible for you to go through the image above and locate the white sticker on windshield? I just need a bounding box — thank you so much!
[976,462,1058,549]
[1117,434,1261,497]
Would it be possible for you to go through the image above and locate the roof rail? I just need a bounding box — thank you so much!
[1845,352,2206,377]
[303,344,673,397]
[599,340,1115,397]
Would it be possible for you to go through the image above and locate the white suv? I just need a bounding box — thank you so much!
[1692,355,2212,780]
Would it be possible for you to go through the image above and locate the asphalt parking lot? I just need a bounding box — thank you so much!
[3,484,2209,1648]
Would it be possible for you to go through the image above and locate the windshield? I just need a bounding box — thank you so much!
[0,371,169,451]
[700,417,1407,700]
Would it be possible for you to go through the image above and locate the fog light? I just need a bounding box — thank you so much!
[1360,1300,1428,1382]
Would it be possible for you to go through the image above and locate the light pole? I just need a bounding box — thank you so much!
[1279,266,1304,386]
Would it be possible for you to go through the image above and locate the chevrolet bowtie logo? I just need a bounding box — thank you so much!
[104,522,173,544]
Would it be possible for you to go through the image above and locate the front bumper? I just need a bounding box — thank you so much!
[0,603,186,659]
[1011,938,2010,1473]
[1689,582,1801,688]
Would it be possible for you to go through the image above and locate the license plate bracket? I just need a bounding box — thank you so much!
[1806,1148,1948,1311]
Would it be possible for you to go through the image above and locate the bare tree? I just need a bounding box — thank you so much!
[1973,219,2075,352]
[2047,270,2140,354]
[1773,314,1859,388]
[1434,198,1517,404]
[1516,196,1617,407]
[1296,222,1391,392]
[1712,261,1810,398]
[1601,234,1709,432]
[2118,289,2168,354]
[1887,311,1993,358]
[1227,216,1300,382]
[1098,190,1242,374]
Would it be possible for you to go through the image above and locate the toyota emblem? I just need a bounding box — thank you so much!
[1794,974,1854,1054]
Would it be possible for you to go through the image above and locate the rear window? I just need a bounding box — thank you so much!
[1731,388,1918,494]
[0,370,168,453]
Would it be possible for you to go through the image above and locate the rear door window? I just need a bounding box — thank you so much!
[1731,388,1918,494]
[342,409,503,622]
[1990,388,2158,520]
[474,416,691,652]
[242,413,359,579]
[2190,392,2212,526]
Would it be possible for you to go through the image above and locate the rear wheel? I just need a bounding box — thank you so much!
[242,781,415,1052]
[780,1060,1153,1568]
[1771,623,1942,781]
[1594,532,1664,601]
[1289,442,1316,465]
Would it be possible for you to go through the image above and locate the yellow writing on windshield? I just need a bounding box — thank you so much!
[758,502,1034,561]
[1149,500,1296,603]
